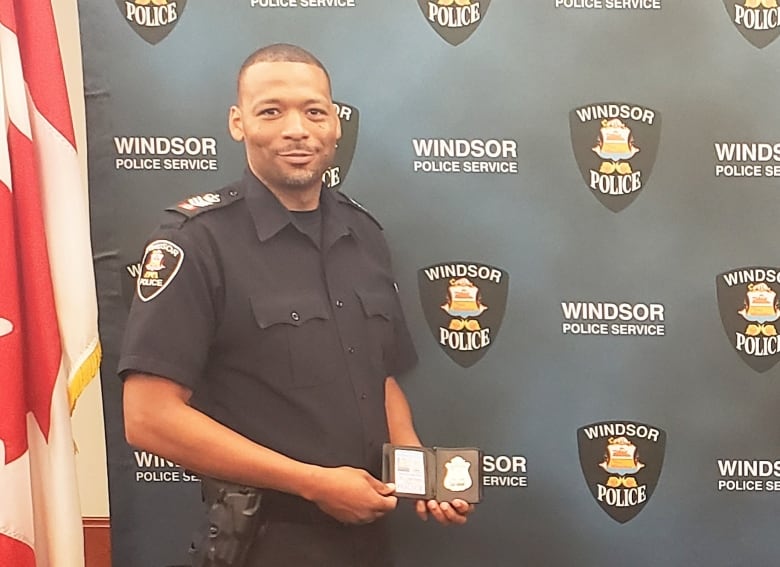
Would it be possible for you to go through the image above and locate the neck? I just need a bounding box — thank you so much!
[249,168,322,211]
[267,184,322,211]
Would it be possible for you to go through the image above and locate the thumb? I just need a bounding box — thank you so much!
[363,472,393,493]
[374,480,396,496]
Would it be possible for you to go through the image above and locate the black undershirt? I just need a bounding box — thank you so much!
[291,207,322,248]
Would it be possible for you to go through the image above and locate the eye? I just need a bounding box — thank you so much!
[258,108,280,117]
[307,108,328,118]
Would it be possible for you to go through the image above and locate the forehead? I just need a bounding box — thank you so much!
[238,61,332,103]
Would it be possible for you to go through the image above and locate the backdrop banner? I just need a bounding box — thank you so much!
[79,1,780,565]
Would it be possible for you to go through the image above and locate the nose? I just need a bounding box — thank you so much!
[281,111,309,139]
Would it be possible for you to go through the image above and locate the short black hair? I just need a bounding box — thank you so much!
[237,43,332,95]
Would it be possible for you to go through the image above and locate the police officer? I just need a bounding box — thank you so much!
[119,44,473,567]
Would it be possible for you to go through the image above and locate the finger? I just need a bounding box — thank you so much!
[450,499,473,515]
[415,500,428,521]
[440,501,468,525]
[371,510,387,522]
[366,474,394,494]
[369,494,397,517]
[426,500,448,524]
[373,494,398,519]
[379,495,398,511]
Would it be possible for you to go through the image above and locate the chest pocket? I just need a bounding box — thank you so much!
[250,294,338,390]
[355,287,395,373]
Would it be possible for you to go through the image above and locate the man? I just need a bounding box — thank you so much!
[119,43,473,567]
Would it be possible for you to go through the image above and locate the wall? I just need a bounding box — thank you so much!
[79,2,780,566]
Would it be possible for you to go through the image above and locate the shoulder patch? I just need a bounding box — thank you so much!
[166,185,243,220]
[137,239,184,302]
[337,192,383,230]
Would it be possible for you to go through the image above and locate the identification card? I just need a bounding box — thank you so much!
[382,444,482,503]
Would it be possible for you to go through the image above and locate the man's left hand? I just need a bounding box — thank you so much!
[415,499,474,525]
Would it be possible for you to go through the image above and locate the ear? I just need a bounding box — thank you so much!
[228,105,244,142]
[332,103,342,142]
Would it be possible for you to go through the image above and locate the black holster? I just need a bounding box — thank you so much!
[189,477,264,567]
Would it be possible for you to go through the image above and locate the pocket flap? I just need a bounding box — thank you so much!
[250,293,329,329]
[355,288,393,321]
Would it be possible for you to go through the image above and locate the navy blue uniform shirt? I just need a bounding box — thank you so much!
[119,170,418,478]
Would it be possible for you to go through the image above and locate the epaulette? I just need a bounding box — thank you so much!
[336,191,383,230]
[164,183,243,223]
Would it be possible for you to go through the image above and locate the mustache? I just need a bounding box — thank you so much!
[277,144,318,154]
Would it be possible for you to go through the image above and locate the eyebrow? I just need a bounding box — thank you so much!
[247,98,331,112]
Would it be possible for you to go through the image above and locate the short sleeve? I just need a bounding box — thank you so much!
[117,222,218,389]
[385,286,418,378]
[369,225,418,379]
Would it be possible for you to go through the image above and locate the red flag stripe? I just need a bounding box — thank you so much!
[14,121,62,460]
[0,22,31,148]
[0,0,64,467]
[0,180,25,466]
[0,0,14,34]
[0,0,74,147]
[0,533,35,567]
[0,1,90,565]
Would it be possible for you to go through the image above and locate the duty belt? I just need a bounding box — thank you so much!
[199,481,340,526]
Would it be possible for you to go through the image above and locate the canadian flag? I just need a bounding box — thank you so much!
[0,1,101,566]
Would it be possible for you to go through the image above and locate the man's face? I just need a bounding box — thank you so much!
[229,61,341,196]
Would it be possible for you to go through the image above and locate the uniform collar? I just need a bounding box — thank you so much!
[243,169,351,247]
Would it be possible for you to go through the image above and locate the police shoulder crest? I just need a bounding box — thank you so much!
[137,239,184,302]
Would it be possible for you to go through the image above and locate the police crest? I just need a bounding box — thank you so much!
[716,266,780,372]
[327,102,359,190]
[115,0,187,45]
[417,0,491,46]
[578,421,666,524]
[723,0,780,49]
[136,240,184,302]
[569,102,662,213]
[418,261,508,367]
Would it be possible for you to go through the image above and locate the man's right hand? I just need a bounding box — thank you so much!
[124,374,398,524]
[307,466,397,524]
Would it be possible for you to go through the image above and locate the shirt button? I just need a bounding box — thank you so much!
[347,346,356,354]
[335,299,344,308]
[360,393,368,400]
[291,311,300,321]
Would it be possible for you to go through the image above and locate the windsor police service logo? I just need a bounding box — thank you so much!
[115,0,186,45]
[569,102,662,213]
[328,102,359,190]
[717,266,780,372]
[723,0,780,49]
[418,262,508,367]
[417,0,491,46]
[137,240,184,302]
[578,421,666,524]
